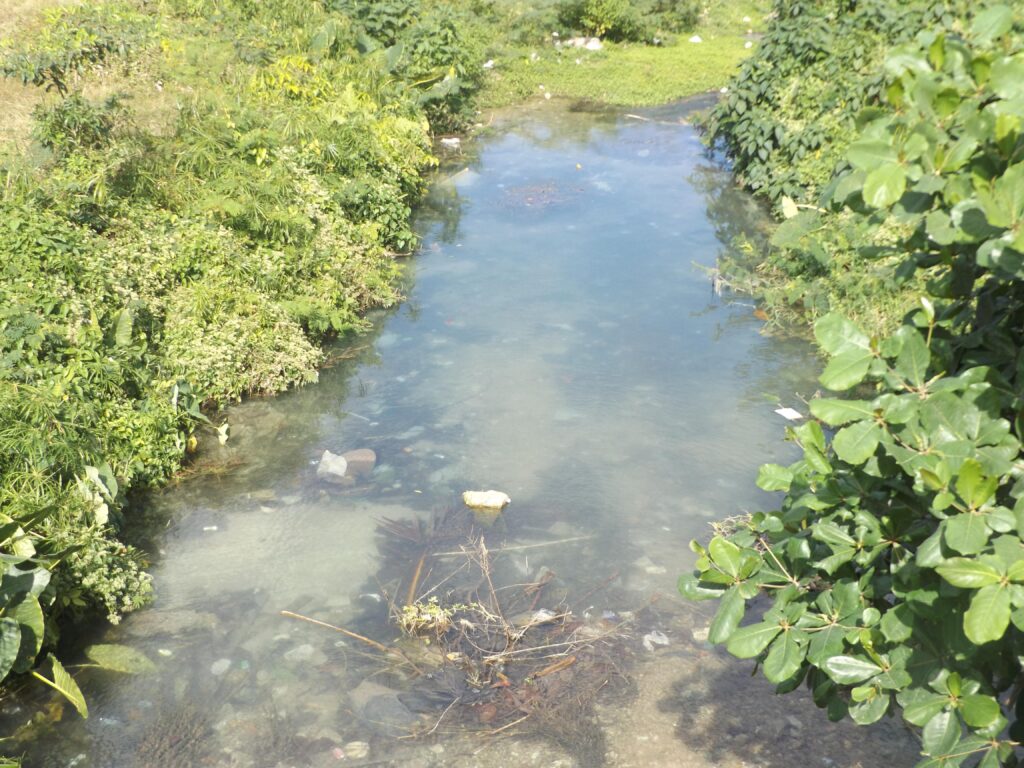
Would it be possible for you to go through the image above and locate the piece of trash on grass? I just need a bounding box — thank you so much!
[774,407,803,421]
[642,630,670,651]
[202,525,219,532]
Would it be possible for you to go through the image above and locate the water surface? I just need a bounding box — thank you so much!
[8,99,918,768]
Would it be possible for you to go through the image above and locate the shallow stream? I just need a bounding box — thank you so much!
[8,99,919,767]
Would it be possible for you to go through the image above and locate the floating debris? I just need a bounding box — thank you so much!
[774,407,804,421]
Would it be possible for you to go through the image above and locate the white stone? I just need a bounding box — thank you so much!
[584,37,602,50]
[462,490,511,510]
[210,658,231,676]
[344,741,370,759]
[689,35,703,43]
[316,450,348,482]
[439,137,462,151]
[284,643,316,663]
[642,631,670,651]
[483,59,495,69]
[745,41,753,49]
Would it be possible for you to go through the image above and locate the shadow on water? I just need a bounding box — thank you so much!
[652,645,920,768]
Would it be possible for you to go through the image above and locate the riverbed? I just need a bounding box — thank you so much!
[5,99,919,767]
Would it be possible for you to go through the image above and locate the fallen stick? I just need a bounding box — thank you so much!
[280,610,392,654]
[488,713,530,735]
[433,535,592,557]
[406,552,428,606]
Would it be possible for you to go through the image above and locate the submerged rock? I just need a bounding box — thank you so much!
[122,609,219,638]
[348,680,419,737]
[316,450,348,483]
[343,741,370,759]
[462,490,511,510]
[341,448,377,477]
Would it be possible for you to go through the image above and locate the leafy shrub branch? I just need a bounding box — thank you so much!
[684,5,1024,765]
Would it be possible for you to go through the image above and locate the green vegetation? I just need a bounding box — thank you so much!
[683,2,1024,764]
[481,0,765,107]
[0,0,487,727]
[704,0,1000,335]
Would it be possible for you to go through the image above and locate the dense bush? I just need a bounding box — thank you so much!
[0,0,485,718]
[684,6,1024,764]
[496,0,699,45]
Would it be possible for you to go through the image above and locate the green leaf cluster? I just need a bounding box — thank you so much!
[685,7,1024,764]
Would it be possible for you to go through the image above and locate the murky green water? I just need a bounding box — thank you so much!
[6,99,919,767]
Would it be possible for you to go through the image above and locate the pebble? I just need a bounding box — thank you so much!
[283,643,316,663]
[210,658,232,676]
[316,450,349,483]
[344,741,370,759]
[691,626,710,643]
[642,630,670,651]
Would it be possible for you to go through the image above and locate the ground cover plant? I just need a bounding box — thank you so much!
[683,3,1024,764]
[479,0,766,107]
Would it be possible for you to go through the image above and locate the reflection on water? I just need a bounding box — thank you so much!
[5,100,918,767]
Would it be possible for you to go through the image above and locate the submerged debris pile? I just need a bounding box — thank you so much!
[284,507,646,765]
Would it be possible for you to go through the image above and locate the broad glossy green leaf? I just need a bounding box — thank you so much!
[726,621,781,658]
[756,463,793,492]
[960,694,1000,727]
[850,691,890,724]
[1007,559,1024,583]
[822,655,882,684]
[809,398,875,426]
[33,655,88,719]
[832,421,881,465]
[807,623,845,664]
[820,349,873,391]
[922,709,960,756]
[902,691,949,726]
[114,309,133,347]
[848,139,897,172]
[0,617,20,681]
[814,313,870,356]
[7,594,43,674]
[880,604,914,642]
[893,326,930,388]
[763,631,805,683]
[677,573,725,601]
[863,164,907,208]
[936,558,1002,588]
[709,587,745,644]
[991,55,1024,100]
[971,6,1013,43]
[944,514,991,555]
[955,460,998,510]
[964,584,1010,644]
[709,537,742,578]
